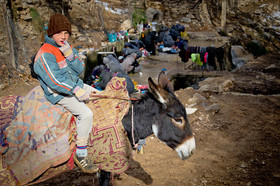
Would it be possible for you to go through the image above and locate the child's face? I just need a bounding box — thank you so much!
[52,31,70,46]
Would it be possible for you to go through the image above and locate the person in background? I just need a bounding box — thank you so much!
[143,31,157,55]
[121,53,138,74]
[174,36,189,63]
[34,13,98,173]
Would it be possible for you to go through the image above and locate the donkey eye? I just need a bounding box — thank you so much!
[174,118,182,123]
[171,117,185,128]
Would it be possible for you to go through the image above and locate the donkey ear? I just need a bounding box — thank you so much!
[148,77,159,93]
[148,74,169,104]
[158,71,174,93]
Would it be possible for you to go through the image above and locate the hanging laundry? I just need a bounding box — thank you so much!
[191,53,203,66]
[204,52,208,63]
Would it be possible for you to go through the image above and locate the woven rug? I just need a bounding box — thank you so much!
[2,86,73,185]
[0,95,19,130]
[0,77,132,185]
[0,95,20,185]
[84,77,132,173]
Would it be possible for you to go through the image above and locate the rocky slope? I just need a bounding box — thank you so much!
[0,0,279,85]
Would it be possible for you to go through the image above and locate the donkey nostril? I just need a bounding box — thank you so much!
[191,149,195,155]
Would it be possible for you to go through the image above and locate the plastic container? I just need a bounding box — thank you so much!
[108,33,117,42]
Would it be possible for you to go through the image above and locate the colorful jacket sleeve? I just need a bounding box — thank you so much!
[34,52,79,95]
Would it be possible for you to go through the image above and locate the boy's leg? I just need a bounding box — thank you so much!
[58,96,93,139]
[57,95,98,173]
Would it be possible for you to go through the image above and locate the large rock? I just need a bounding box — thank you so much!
[188,92,206,105]
[231,45,254,69]
[199,77,234,93]
[120,19,132,31]
[146,7,163,23]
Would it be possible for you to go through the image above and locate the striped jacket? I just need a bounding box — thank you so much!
[34,36,84,104]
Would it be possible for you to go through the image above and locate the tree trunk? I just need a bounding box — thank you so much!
[127,0,132,23]
[97,5,108,37]
[1,0,16,69]
[221,0,227,29]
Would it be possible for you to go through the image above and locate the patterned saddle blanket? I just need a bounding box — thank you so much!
[0,77,132,185]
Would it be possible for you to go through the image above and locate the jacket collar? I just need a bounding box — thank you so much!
[44,35,60,48]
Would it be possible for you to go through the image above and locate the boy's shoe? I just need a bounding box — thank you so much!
[74,154,99,173]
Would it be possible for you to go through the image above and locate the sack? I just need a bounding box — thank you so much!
[29,54,38,79]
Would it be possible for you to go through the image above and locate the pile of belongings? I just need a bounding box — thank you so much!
[89,54,141,94]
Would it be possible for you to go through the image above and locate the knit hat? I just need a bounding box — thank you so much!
[47,13,71,37]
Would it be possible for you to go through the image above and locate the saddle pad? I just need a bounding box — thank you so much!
[71,77,132,174]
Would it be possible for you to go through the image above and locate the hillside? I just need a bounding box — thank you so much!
[0,0,279,86]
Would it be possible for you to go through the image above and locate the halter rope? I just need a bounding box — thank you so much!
[89,94,139,101]
[132,104,136,147]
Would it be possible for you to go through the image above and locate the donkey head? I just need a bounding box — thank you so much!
[148,71,196,160]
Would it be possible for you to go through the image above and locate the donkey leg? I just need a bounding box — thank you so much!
[97,170,111,186]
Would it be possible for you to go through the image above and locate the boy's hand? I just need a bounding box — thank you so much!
[59,41,74,61]
[73,86,90,101]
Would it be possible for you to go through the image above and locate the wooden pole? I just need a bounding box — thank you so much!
[221,0,227,30]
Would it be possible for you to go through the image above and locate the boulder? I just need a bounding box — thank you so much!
[231,45,254,69]
[205,103,220,113]
[199,77,234,93]
[188,92,206,105]
[120,19,132,31]
[199,84,219,93]
[146,7,163,23]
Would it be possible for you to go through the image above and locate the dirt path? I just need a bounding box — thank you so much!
[113,52,280,185]
[1,52,280,186]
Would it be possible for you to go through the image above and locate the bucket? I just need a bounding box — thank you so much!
[108,33,117,42]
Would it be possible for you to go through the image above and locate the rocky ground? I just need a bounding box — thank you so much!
[1,51,279,186]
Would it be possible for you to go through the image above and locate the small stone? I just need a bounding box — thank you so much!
[0,84,4,90]
[18,65,25,71]
[205,103,220,113]
[21,14,33,21]
[240,161,248,168]
[185,107,197,115]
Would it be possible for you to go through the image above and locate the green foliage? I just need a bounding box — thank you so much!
[30,8,43,33]
[132,8,146,28]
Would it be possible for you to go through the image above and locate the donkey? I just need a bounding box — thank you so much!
[97,71,196,185]
[0,71,195,186]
